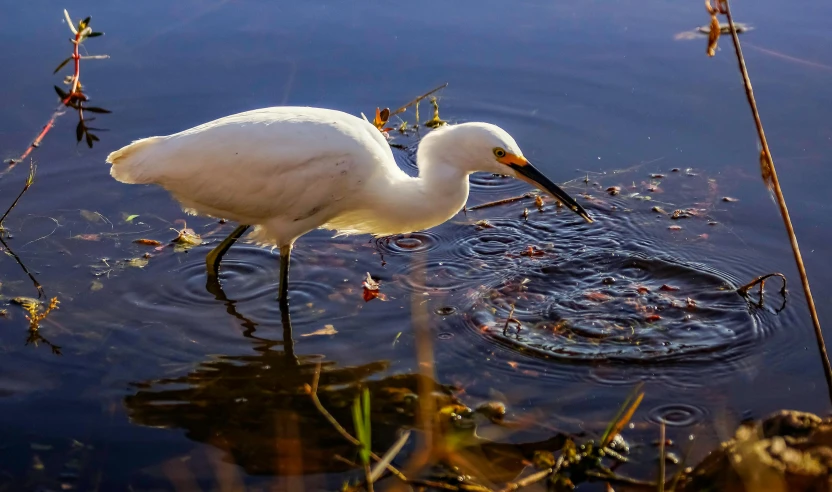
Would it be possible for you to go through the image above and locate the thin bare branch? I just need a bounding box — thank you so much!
[718,0,832,401]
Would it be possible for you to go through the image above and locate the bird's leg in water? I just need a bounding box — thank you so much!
[278,244,292,306]
[205,224,251,279]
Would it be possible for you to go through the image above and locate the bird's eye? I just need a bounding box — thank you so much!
[493,148,507,158]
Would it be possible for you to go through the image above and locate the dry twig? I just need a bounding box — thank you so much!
[708,0,832,401]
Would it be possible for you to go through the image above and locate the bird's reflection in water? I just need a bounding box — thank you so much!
[124,274,569,485]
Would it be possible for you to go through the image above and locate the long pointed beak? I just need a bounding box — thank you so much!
[509,160,593,223]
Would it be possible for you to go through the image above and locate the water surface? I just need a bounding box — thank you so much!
[2,0,832,489]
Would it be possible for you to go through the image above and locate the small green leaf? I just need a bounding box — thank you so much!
[53,57,73,74]
[76,120,84,143]
[83,106,111,114]
[125,215,139,223]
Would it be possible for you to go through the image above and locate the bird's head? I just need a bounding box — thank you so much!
[418,122,593,223]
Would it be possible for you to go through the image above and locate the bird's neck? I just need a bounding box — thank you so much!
[376,159,470,236]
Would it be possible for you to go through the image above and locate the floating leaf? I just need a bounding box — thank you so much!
[474,219,494,230]
[520,245,545,257]
[172,228,201,245]
[53,57,73,74]
[362,272,385,302]
[668,225,682,231]
[124,214,139,223]
[80,209,102,222]
[606,186,621,196]
[133,239,162,246]
[660,284,680,291]
[90,280,104,292]
[72,233,100,241]
[585,292,611,303]
[302,324,338,337]
[722,196,739,202]
[125,257,149,268]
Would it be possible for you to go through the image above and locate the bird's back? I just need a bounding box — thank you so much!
[107,107,402,242]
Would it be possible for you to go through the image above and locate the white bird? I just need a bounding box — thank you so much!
[106,106,592,305]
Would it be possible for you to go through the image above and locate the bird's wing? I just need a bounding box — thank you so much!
[131,108,395,223]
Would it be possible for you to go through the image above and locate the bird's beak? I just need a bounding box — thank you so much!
[501,155,593,223]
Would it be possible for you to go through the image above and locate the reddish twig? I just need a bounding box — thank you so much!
[3,11,107,178]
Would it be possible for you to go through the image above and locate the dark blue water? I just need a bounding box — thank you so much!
[1,0,831,489]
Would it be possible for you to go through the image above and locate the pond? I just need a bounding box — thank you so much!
[1,0,832,490]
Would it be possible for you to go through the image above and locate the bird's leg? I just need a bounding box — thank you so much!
[278,244,292,306]
[205,224,251,279]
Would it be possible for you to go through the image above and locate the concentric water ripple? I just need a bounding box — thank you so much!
[120,244,357,328]
[460,248,762,364]
[647,403,708,427]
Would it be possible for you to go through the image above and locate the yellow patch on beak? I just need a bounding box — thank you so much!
[497,153,528,167]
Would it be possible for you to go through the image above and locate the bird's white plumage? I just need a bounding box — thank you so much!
[107,106,529,247]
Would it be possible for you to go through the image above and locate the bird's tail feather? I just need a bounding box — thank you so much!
[106,136,164,184]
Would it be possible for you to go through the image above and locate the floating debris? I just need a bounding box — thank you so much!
[133,239,162,246]
[302,324,338,337]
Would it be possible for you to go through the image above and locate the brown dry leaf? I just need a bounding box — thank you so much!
[585,292,612,303]
[606,186,621,196]
[760,149,774,190]
[636,286,650,295]
[134,239,162,246]
[722,196,739,202]
[660,284,680,291]
[172,228,201,245]
[507,361,519,369]
[534,195,544,209]
[362,272,385,302]
[645,314,662,322]
[302,324,338,337]
[520,245,545,257]
[706,1,721,57]
[669,225,682,231]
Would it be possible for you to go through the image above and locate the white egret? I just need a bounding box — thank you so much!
[107,106,592,304]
